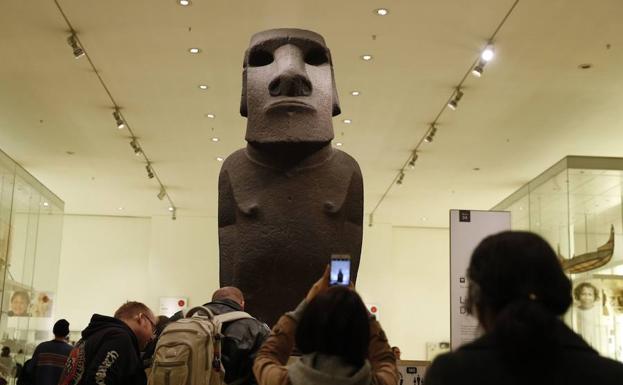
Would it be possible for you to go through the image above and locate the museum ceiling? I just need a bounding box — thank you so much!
[1,0,622,228]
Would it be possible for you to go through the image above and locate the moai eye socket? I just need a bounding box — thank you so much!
[305,48,329,66]
[249,49,274,67]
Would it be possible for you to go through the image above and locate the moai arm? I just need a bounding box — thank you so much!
[218,167,237,286]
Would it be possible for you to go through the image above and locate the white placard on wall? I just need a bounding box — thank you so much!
[449,209,510,350]
[159,297,188,317]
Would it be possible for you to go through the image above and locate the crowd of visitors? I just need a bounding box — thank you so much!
[4,230,623,385]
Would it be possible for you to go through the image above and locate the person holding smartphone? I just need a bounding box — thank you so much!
[253,265,398,385]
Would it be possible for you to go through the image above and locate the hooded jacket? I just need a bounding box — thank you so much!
[253,301,398,385]
[58,314,146,385]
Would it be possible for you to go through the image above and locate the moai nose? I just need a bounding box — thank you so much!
[269,44,312,97]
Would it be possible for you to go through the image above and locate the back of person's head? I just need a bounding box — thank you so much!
[296,286,370,367]
[155,315,171,336]
[467,231,572,363]
[53,319,70,338]
[1,347,9,357]
[114,301,152,320]
[212,286,244,307]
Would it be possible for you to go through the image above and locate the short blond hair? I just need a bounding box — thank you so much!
[114,301,152,320]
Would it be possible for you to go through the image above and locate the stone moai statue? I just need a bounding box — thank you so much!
[218,28,363,326]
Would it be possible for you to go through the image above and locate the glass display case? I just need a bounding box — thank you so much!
[0,148,64,370]
[493,156,623,361]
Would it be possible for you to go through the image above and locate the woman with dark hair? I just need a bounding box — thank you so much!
[426,231,623,385]
[253,267,398,385]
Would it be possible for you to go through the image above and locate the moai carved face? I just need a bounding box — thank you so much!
[240,29,341,143]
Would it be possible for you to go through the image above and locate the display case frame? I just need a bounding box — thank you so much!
[493,155,623,361]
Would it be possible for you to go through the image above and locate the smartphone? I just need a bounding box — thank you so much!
[330,254,351,286]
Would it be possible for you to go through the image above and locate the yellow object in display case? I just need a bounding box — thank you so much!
[493,155,623,361]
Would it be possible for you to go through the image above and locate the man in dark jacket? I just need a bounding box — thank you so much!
[30,319,73,385]
[58,301,156,385]
[170,287,270,385]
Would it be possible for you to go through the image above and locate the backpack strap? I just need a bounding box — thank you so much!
[213,311,253,324]
[185,306,215,319]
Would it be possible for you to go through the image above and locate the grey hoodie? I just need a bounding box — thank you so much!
[288,353,372,385]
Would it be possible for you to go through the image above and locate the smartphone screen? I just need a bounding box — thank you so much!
[330,254,351,286]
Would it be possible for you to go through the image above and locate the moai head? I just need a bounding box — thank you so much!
[240,28,341,143]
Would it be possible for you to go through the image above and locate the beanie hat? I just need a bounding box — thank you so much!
[53,319,70,337]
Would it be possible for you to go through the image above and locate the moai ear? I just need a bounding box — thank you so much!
[240,68,248,117]
[329,55,341,116]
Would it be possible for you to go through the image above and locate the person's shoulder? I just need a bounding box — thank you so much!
[572,351,623,376]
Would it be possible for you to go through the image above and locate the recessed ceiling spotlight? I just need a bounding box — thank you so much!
[351,91,360,96]
[207,113,215,118]
[118,207,124,211]
[361,54,373,61]
[198,85,209,90]
[42,202,49,207]
[343,119,352,124]
[178,0,191,6]
[211,137,219,142]
[375,8,389,16]
[216,156,224,162]
[189,48,201,54]
[168,206,175,212]
[336,142,343,147]
[421,217,427,221]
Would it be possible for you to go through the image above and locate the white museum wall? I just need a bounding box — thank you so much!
[55,215,152,329]
[55,214,450,360]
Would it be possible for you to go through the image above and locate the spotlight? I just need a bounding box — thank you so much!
[396,170,405,185]
[448,89,464,110]
[157,187,166,200]
[145,164,154,179]
[361,54,373,61]
[168,206,175,212]
[113,109,125,129]
[424,124,437,143]
[408,151,418,169]
[67,34,85,59]
[472,60,485,77]
[130,139,141,155]
[481,44,495,62]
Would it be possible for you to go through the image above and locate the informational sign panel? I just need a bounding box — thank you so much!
[450,209,510,350]
[396,360,429,385]
[159,297,188,317]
